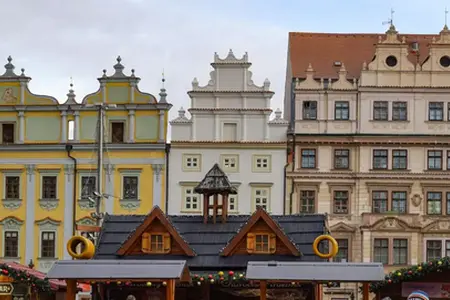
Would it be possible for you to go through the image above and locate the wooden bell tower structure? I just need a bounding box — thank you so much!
[194,163,237,224]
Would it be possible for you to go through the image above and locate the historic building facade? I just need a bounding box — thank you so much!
[285,24,450,298]
[169,50,288,215]
[0,56,171,271]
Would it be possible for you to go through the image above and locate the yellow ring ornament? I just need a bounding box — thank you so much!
[67,236,96,259]
[312,235,339,259]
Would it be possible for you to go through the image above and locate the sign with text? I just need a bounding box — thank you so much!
[402,282,450,298]
[0,283,14,295]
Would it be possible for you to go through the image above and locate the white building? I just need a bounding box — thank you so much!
[168,50,288,215]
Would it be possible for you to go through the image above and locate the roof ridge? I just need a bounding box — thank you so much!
[289,32,439,37]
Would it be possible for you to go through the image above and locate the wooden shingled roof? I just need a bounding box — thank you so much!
[194,163,237,194]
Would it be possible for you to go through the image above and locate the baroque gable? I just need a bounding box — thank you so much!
[330,222,356,233]
[369,217,415,232]
[422,219,450,233]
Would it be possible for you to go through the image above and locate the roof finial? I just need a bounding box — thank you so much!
[159,71,167,104]
[64,77,77,104]
[162,69,165,89]
[382,8,396,31]
[445,7,449,30]
[112,55,125,77]
[2,55,17,77]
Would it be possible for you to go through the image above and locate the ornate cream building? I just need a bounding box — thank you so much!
[285,24,450,298]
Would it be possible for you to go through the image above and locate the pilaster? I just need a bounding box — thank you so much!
[61,111,68,143]
[63,164,74,260]
[151,164,164,208]
[158,110,165,142]
[24,164,36,264]
[214,114,219,140]
[130,82,136,103]
[101,82,107,103]
[128,110,135,143]
[104,164,115,214]
[74,111,80,142]
[19,81,26,105]
[18,111,24,143]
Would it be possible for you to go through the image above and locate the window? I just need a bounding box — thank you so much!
[372,191,388,213]
[1,123,14,144]
[80,176,96,199]
[301,149,316,169]
[4,231,18,257]
[447,151,450,170]
[392,102,407,121]
[373,238,389,264]
[372,190,407,213]
[428,150,443,170]
[68,120,74,141]
[253,155,271,172]
[334,101,349,120]
[246,233,276,254]
[221,154,239,172]
[427,192,442,214]
[299,190,315,213]
[333,191,349,214]
[373,101,388,120]
[41,231,56,258]
[252,187,270,211]
[334,239,349,262]
[183,154,201,172]
[223,123,237,141]
[425,240,450,261]
[228,193,238,213]
[393,239,408,265]
[334,149,349,169]
[5,176,20,199]
[182,187,200,212]
[447,192,450,215]
[391,192,407,213]
[302,101,317,120]
[122,176,139,200]
[42,176,57,199]
[392,150,407,170]
[111,122,125,143]
[141,233,170,254]
[372,149,388,169]
[429,102,444,121]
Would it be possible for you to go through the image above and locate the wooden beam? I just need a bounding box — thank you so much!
[314,283,322,300]
[362,283,370,300]
[75,225,101,232]
[165,279,175,300]
[66,280,77,300]
[259,280,267,300]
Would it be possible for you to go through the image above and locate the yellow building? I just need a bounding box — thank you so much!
[0,56,171,272]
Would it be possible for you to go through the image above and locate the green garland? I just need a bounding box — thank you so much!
[369,256,450,293]
[0,263,53,293]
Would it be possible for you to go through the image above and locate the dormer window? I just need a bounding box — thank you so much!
[141,232,171,254]
[246,233,276,254]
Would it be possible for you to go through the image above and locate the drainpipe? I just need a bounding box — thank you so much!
[65,144,78,235]
[165,143,171,213]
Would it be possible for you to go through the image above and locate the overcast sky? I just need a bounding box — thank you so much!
[1,0,449,126]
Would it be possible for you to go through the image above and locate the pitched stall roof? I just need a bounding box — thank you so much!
[95,208,327,269]
[246,261,385,282]
[194,163,237,194]
[288,32,437,79]
[47,260,189,280]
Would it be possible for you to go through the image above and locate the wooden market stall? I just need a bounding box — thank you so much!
[0,260,70,300]
[246,261,385,300]
[369,257,450,300]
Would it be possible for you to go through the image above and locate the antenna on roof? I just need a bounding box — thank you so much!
[382,8,395,27]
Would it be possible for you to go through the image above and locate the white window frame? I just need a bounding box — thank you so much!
[38,170,60,199]
[252,155,272,173]
[180,184,202,213]
[228,183,241,214]
[79,172,97,199]
[0,217,23,258]
[182,154,202,172]
[108,119,128,143]
[119,170,142,200]
[423,238,450,261]
[2,170,22,199]
[250,184,272,212]
[36,218,60,259]
[0,121,17,144]
[220,154,239,173]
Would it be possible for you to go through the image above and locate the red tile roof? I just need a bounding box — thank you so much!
[288,32,439,79]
